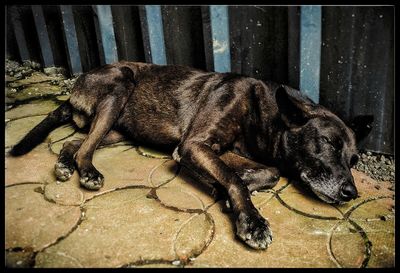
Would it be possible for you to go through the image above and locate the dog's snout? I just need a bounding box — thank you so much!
[340,183,358,201]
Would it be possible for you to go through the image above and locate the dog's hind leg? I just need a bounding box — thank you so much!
[220,152,280,192]
[55,130,125,181]
[75,95,130,190]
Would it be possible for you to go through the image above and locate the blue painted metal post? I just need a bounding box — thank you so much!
[95,5,118,64]
[31,5,55,67]
[209,5,231,73]
[145,5,167,65]
[299,6,322,103]
[60,5,82,75]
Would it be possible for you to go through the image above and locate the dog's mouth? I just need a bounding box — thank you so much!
[299,171,346,205]
[309,188,346,205]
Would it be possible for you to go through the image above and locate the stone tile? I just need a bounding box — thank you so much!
[273,177,291,192]
[156,167,216,210]
[348,197,394,221]
[5,116,47,147]
[35,188,207,267]
[329,221,367,268]
[5,184,81,251]
[347,198,395,268]
[6,137,178,200]
[44,182,84,206]
[251,190,276,210]
[5,100,59,120]
[364,229,395,268]
[5,143,57,186]
[156,186,205,211]
[90,146,176,190]
[7,83,62,102]
[174,213,214,259]
[7,71,61,88]
[327,212,395,268]
[49,131,87,155]
[56,95,70,101]
[48,124,76,144]
[130,263,180,268]
[189,199,340,268]
[250,177,289,210]
[5,112,71,150]
[276,183,343,220]
[148,159,180,187]
[52,146,176,201]
[5,249,35,268]
[136,145,172,159]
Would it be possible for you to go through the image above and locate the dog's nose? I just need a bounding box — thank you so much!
[340,183,358,201]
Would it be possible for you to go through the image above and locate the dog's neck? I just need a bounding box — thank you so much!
[244,113,286,166]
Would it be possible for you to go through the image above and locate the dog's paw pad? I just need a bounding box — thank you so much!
[54,162,74,181]
[79,171,104,190]
[236,212,273,250]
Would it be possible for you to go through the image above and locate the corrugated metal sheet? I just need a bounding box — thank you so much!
[6,5,394,154]
[319,6,394,154]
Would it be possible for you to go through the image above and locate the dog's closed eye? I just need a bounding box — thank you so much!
[321,136,343,153]
[321,136,335,149]
[321,136,330,144]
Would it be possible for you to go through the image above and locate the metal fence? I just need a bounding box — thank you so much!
[6,5,394,155]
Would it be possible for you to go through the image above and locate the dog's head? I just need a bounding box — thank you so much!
[276,85,373,204]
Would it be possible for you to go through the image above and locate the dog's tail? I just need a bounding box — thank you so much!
[9,100,73,156]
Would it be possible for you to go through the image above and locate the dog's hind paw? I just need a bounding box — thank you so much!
[54,162,75,181]
[79,168,104,190]
[236,211,273,250]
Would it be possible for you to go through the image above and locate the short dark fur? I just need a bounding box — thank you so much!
[10,61,373,250]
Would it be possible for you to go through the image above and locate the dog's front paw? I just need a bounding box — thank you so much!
[238,168,280,192]
[54,157,75,181]
[236,211,273,250]
[79,167,104,190]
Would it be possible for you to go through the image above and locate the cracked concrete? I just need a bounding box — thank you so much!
[4,77,395,268]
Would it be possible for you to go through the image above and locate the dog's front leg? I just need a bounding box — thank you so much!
[176,141,273,250]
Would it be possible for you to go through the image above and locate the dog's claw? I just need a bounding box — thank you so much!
[54,162,74,181]
[79,168,104,190]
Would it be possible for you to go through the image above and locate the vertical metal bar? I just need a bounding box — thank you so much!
[288,6,301,89]
[31,5,55,67]
[60,5,82,75]
[210,5,231,73]
[95,5,118,64]
[9,7,31,61]
[145,5,167,65]
[201,6,215,71]
[299,5,322,103]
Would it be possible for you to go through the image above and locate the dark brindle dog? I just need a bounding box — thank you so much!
[10,61,373,250]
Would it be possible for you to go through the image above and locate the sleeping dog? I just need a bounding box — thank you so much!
[10,61,373,250]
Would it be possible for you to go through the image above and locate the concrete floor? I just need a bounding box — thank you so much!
[5,73,395,268]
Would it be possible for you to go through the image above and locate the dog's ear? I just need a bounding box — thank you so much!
[348,115,374,142]
[275,85,316,127]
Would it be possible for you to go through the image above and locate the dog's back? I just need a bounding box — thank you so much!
[107,62,264,148]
